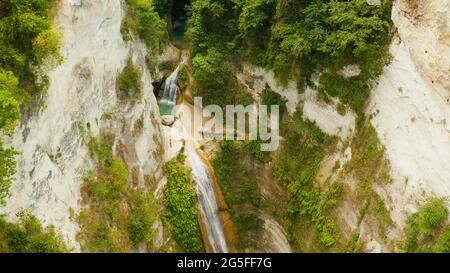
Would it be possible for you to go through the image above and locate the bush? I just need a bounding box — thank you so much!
[32,27,62,65]
[401,198,449,253]
[260,86,287,115]
[178,66,189,91]
[117,59,142,99]
[0,69,21,133]
[0,211,67,253]
[415,198,448,236]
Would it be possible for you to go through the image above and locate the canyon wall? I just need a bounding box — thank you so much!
[0,0,166,251]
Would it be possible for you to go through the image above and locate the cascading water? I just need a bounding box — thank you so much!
[185,142,229,253]
[161,66,229,253]
[159,65,180,116]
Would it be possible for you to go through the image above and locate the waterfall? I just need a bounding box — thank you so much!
[161,65,180,106]
[185,143,229,253]
[161,64,229,253]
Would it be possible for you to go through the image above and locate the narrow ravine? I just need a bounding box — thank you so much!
[160,65,229,253]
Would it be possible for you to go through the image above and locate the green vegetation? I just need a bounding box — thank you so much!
[272,107,343,250]
[188,0,393,114]
[78,132,157,252]
[122,0,167,49]
[212,141,264,249]
[163,154,204,253]
[344,120,394,232]
[0,70,21,205]
[192,48,252,107]
[0,0,61,91]
[0,211,67,253]
[0,143,18,206]
[0,70,22,134]
[260,86,287,115]
[212,108,344,251]
[117,59,142,99]
[153,0,174,19]
[432,229,450,253]
[0,0,61,206]
[178,66,189,91]
[401,198,450,253]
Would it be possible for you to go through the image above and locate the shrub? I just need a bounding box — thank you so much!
[415,198,448,236]
[0,211,67,253]
[32,27,61,65]
[401,198,449,253]
[178,66,189,91]
[260,86,287,115]
[117,59,142,99]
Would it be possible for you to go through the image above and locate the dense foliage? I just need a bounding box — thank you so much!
[188,0,393,113]
[0,0,60,207]
[163,154,204,253]
[122,0,167,49]
[78,133,157,252]
[402,198,450,253]
[0,0,60,87]
[0,211,67,253]
[260,86,287,115]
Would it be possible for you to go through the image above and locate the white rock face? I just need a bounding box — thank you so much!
[261,213,292,253]
[239,64,356,140]
[239,64,301,115]
[302,88,356,140]
[393,0,450,98]
[0,0,165,251]
[369,39,450,234]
